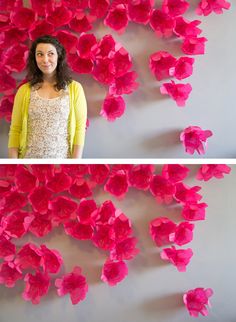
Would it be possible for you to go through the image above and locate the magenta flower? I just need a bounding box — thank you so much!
[104,170,129,199]
[29,186,52,214]
[182,202,208,221]
[23,271,50,304]
[60,164,88,177]
[113,212,132,242]
[89,0,110,18]
[169,57,195,80]
[55,266,88,305]
[196,0,230,16]
[160,246,193,272]
[49,196,78,225]
[149,9,175,38]
[40,245,63,274]
[69,54,94,74]
[68,12,93,33]
[100,94,126,121]
[109,71,139,95]
[162,164,190,183]
[113,47,132,77]
[110,237,139,260]
[77,33,98,59]
[0,0,22,11]
[29,20,54,41]
[46,171,72,193]
[96,34,116,58]
[3,44,29,72]
[64,221,94,240]
[104,4,129,34]
[128,164,154,190]
[160,81,192,107]
[183,287,213,317]
[29,212,53,237]
[69,179,92,199]
[101,259,128,286]
[30,164,54,182]
[46,5,73,27]
[88,164,110,184]
[172,222,194,246]
[54,30,78,53]
[0,71,16,95]
[149,51,177,81]
[162,0,189,16]
[173,17,202,38]
[10,7,36,29]
[77,199,97,224]
[180,126,213,155]
[150,175,176,204]
[62,0,88,9]
[0,27,28,48]
[0,94,14,122]
[92,224,116,250]
[93,58,115,85]
[182,37,208,55]
[14,165,37,193]
[0,262,23,288]
[15,243,42,271]
[150,217,177,246]
[127,0,153,25]
[95,200,116,224]
[2,211,34,239]
[196,164,231,181]
[0,236,16,261]
[30,0,54,16]
[174,182,202,204]
[1,190,27,214]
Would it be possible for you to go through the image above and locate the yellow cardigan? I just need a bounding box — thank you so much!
[8,80,87,158]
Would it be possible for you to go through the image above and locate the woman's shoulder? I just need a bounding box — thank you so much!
[68,80,84,92]
[16,82,31,95]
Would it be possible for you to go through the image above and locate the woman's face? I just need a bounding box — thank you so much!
[35,43,58,77]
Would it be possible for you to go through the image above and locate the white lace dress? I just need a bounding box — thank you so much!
[24,87,70,158]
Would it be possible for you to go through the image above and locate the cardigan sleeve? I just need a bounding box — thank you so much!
[73,82,87,146]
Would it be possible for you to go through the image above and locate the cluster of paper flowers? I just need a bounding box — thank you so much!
[0,164,231,315]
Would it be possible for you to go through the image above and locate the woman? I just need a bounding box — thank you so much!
[8,35,87,159]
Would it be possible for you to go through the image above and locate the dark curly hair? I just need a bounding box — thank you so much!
[26,35,72,91]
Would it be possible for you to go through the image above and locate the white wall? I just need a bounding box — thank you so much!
[0,164,235,322]
[0,1,236,158]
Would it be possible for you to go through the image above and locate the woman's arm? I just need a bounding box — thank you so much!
[8,147,18,158]
[71,144,84,158]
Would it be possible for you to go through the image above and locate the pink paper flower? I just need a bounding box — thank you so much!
[112,47,132,77]
[69,54,94,74]
[196,164,231,181]
[95,200,116,224]
[69,178,92,199]
[196,0,230,16]
[1,191,27,214]
[29,186,52,214]
[149,51,177,81]
[54,30,78,53]
[77,199,97,224]
[23,271,50,304]
[150,175,176,204]
[96,35,116,58]
[182,202,208,221]
[0,236,16,261]
[2,211,34,239]
[0,94,14,121]
[183,287,213,317]
[30,164,54,182]
[150,217,177,246]
[160,246,193,272]
[61,165,88,177]
[49,196,78,225]
[149,9,175,37]
[182,37,208,55]
[89,0,110,18]
[172,222,194,246]
[109,71,139,95]
[29,212,53,237]
[46,5,73,27]
[88,164,110,184]
[104,4,129,34]
[160,81,192,107]
[100,94,126,121]
[127,0,153,25]
[162,0,189,16]
[2,44,29,72]
[128,164,154,190]
[15,243,42,271]
[104,170,129,198]
[174,182,202,204]
[29,20,55,41]
[0,0,22,11]
[14,165,37,193]
[40,245,63,274]
[0,262,23,288]
[10,7,36,29]
[169,57,194,80]
[92,58,115,85]
[30,0,54,16]
[69,11,93,33]
[46,171,72,193]
[0,27,28,48]
[55,266,88,305]
[64,221,94,240]
[113,212,132,242]
[62,0,88,9]
[92,224,116,250]
[77,33,98,59]
[101,259,128,286]
[110,237,139,260]
[162,164,190,183]
[180,126,213,155]
[0,71,16,95]
[173,17,202,38]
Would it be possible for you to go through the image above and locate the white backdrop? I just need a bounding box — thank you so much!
[0,164,235,322]
[0,1,236,158]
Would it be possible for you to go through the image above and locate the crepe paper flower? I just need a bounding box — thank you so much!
[46,5,73,27]
[92,58,115,84]
[69,179,92,199]
[162,164,190,183]
[104,4,129,34]
[65,221,94,240]
[0,262,23,288]
[95,200,116,224]
[30,0,54,17]
[101,259,128,286]
[0,180,11,198]
[127,0,153,25]
[160,81,192,107]
[0,94,14,122]
[150,217,177,246]
[111,165,134,174]
[46,172,72,193]
[88,165,110,184]
[172,222,194,246]
[110,237,139,260]
[29,20,55,41]
[0,71,16,95]
[1,191,27,214]
[149,9,175,38]
[23,271,50,304]
[149,51,177,81]
[128,164,155,190]
[69,11,93,33]
[77,33,98,59]
[10,7,36,29]
[169,57,195,80]
[174,182,202,204]
[40,245,63,274]
[96,34,116,59]
[100,94,126,122]
[0,165,17,179]
[2,44,29,73]
[0,0,22,11]
[49,196,78,225]
[183,287,213,317]
[77,199,97,225]
[30,164,54,182]
[0,236,16,261]
[112,47,132,78]
[196,164,231,181]
[173,17,202,38]
[162,0,190,16]
[15,243,42,271]
[61,165,89,177]
[55,266,88,305]
[113,211,132,242]
[92,224,116,250]
[0,27,28,48]
[69,54,94,74]
[54,30,78,53]
[196,0,231,16]
[180,126,213,155]
[104,170,129,199]
[1,211,34,239]
[89,0,110,18]
[0,13,10,30]
[29,186,53,214]
[29,212,53,237]
[109,71,139,95]
[160,246,193,272]
[182,202,208,221]
[150,175,176,204]
[182,37,208,55]
[62,0,89,9]
[14,165,37,193]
